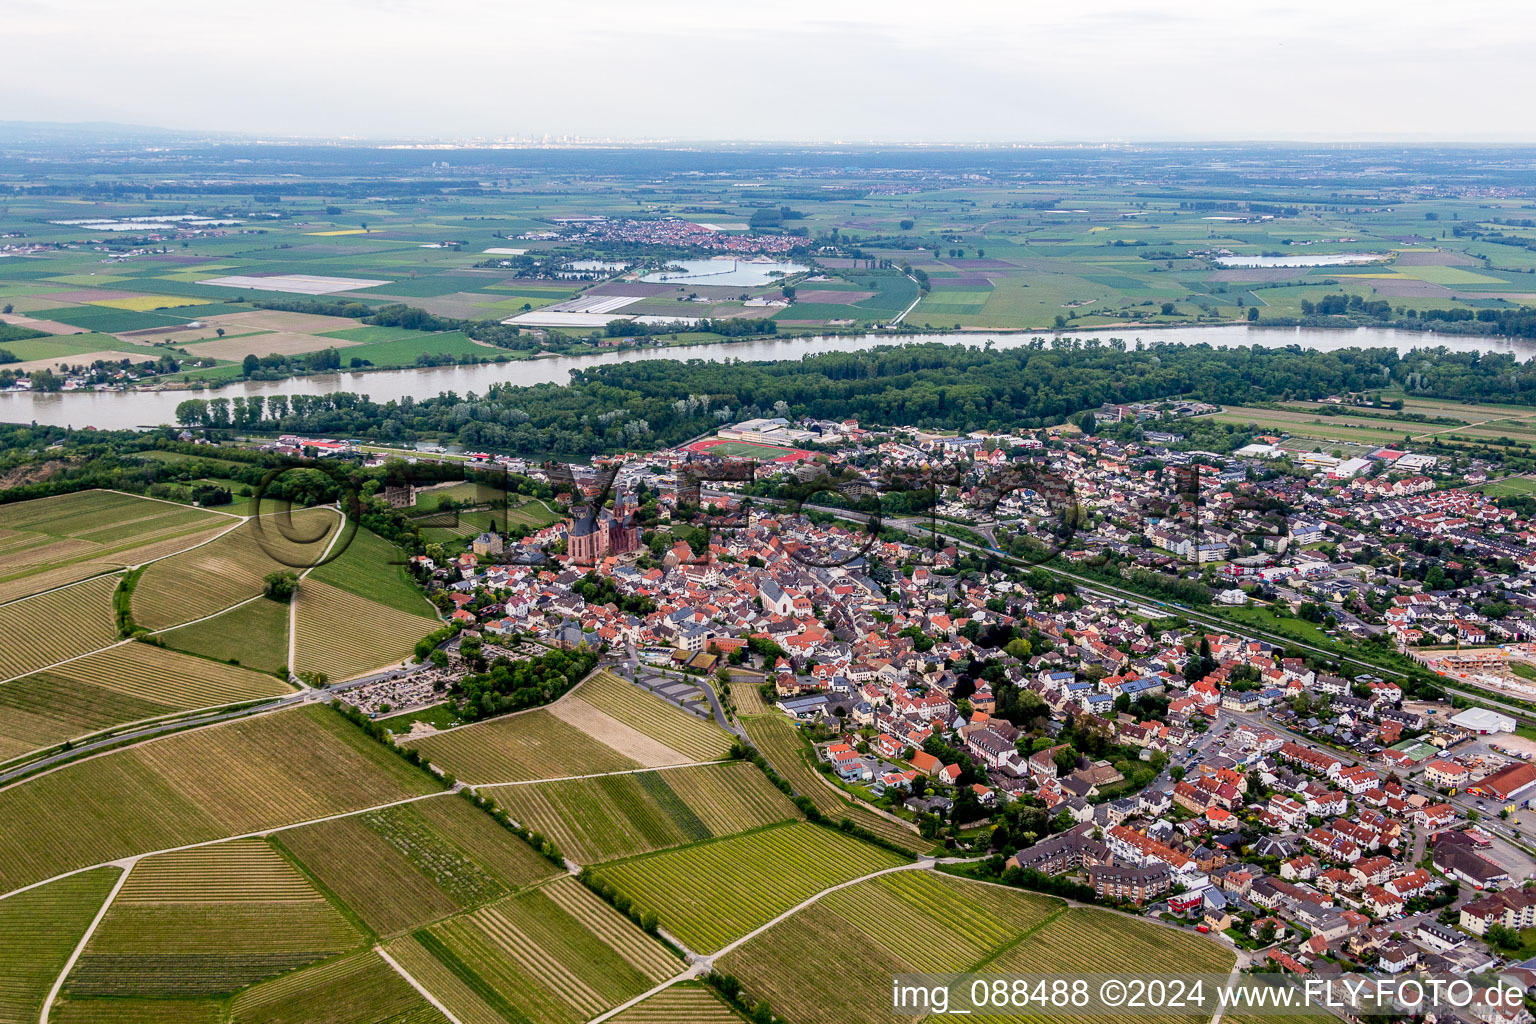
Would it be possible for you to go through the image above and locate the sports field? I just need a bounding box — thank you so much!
[683,437,815,463]
[589,820,908,953]
[0,705,438,893]
[486,760,797,864]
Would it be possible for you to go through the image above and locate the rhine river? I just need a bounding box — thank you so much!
[3,325,1533,431]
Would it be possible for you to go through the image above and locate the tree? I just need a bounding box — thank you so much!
[1161,302,1176,315]
[1079,411,1097,436]
[1247,307,1259,322]
[899,219,914,230]
[262,570,298,603]
[215,327,226,338]
[242,353,260,376]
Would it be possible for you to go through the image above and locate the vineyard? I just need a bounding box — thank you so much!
[0,572,120,680]
[66,841,360,998]
[158,595,291,675]
[487,761,797,864]
[0,643,294,761]
[132,508,342,631]
[569,670,734,762]
[0,490,231,603]
[293,578,440,681]
[0,867,119,1024]
[741,714,935,854]
[406,708,640,784]
[307,526,436,616]
[973,904,1235,1024]
[590,821,909,953]
[418,876,676,1024]
[610,984,744,1023]
[0,705,438,893]
[228,950,448,1024]
[718,870,1063,1024]
[277,795,556,938]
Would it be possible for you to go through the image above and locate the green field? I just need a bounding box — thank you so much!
[0,705,439,894]
[485,761,798,864]
[293,577,439,682]
[228,950,448,1024]
[132,508,342,630]
[0,490,231,602]
[0,641,292,764]
[308,526,435,616]
[590,820,908,953]
[0,868,121,1024]
[740,714,935,854]
[718,871,1062,1024]
[276,795,556,938]
[0,572,121,681]
[66,840,360,998]
[410,875,678,1024]
[159,595,291,675]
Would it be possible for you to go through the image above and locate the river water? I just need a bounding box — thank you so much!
[5,325,1533,431]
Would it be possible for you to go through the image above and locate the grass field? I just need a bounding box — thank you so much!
[277,795,556,938]
[0,867,120,1024]
[66,840,360,998]
[740,714,936,854]
[1477,477,1536,497]
[568,670,734,762]
[590,820,908,953]
[158,596,291,675]
[0,642,292,763]
[415,875,677,1024]
[0,490,231,602]
[405,708,641,784]
[228,950,448,1024]
[293,578,439,681]
[718,871,1062,1024]
[308,527,435,616]
[0,705,439,894]
[486,761,798,864]
[132,508,342,630]
[0,572,120,681]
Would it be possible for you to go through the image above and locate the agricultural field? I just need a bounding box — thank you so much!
[0,704,438,894]
[132,508,342,630]
[966,906,1235,1024]
[0,572,120,680]
[413,875,678,1024]
[307,526,435,616]
[158,595,291,675]
[293,577,439,681]
[741,713,936,854]
[277,795,556,938]
[589,820,908,953]
[0,642,292,764]
[718,870,1062,1024]
[65,840,360,999]
[0,867,120,1024]
[486,760,798,864]
[227,950,448,1024]
[566,669,735,762]
[0,490,233,602]
[608,983,744,1023]
[405,708,641,784]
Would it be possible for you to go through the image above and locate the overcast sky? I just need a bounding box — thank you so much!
[5,0,1532,143]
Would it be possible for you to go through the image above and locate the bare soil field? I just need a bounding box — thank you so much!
[198,310,362,334]
[9,350,159,373]
[546,698,691,767]
[183,332,360,360]
[0,313,88,335]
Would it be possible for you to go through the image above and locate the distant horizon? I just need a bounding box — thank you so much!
[7,119,1536,150]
